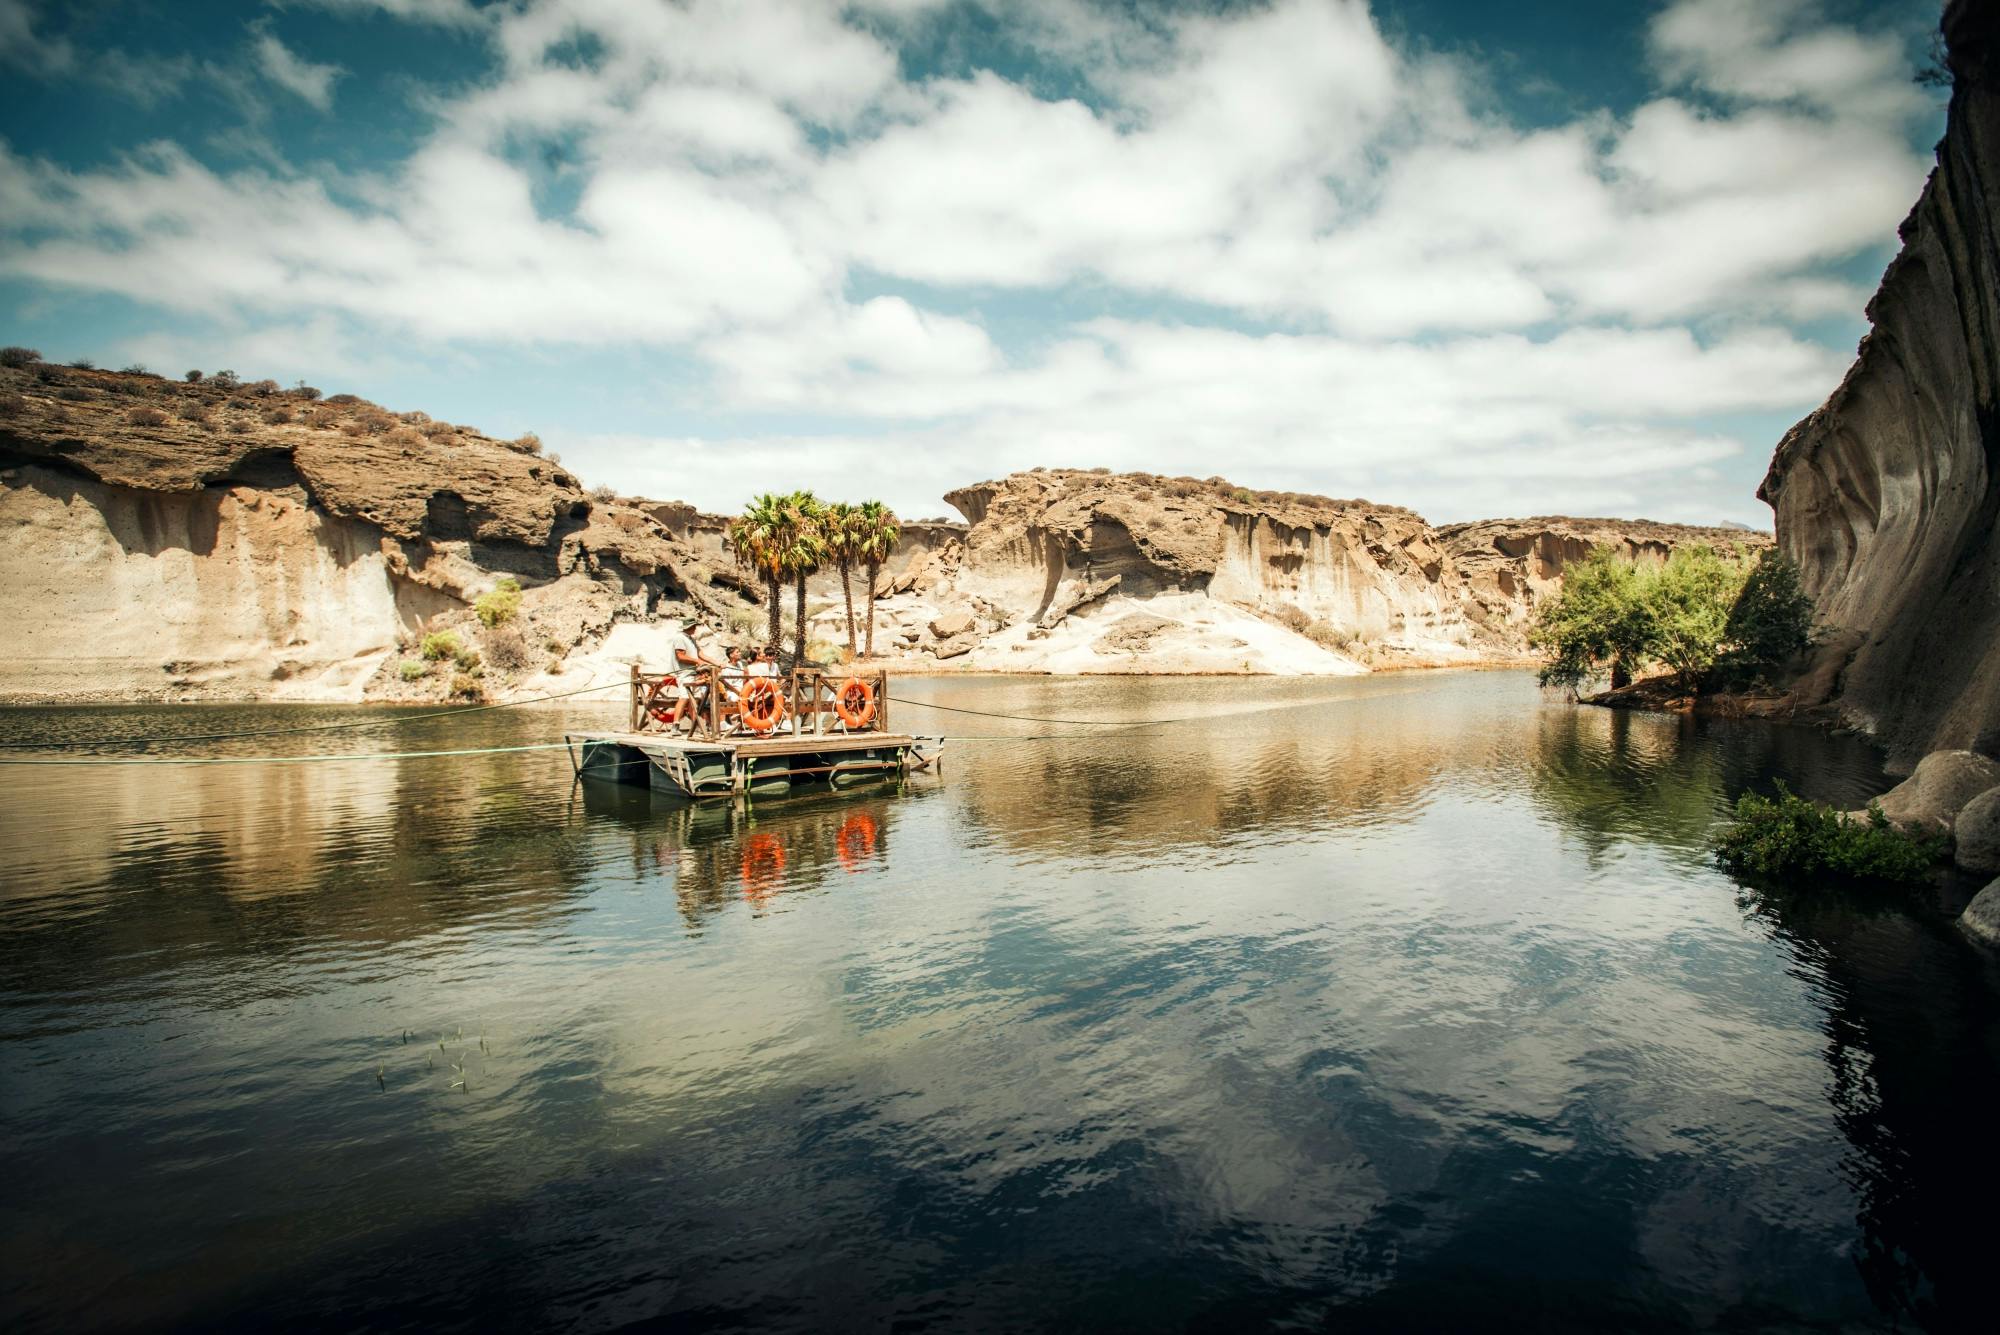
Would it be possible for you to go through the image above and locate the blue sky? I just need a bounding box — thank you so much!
[0,0,1947,525]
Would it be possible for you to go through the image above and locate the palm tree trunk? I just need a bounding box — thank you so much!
[793,573,808,665]
[765,573,782,652]
[864,561,878,656]
[840,561,857,657]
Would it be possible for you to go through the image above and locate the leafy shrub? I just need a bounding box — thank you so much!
[473,576,522,627]
[1714,552,1815,687]
[176,400,211,422]
[1714,784,1946,885]
[420,630,462,662]
[127,405,168,426]
[398,659,428,682]
[184,369,203,383]
[453,646,483,672]
[0,346,41,368]
[1647,546,1750,687]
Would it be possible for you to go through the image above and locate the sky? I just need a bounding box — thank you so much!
[0,0,1948,526]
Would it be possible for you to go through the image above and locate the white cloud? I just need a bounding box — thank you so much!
[252,28,343,110]
[0,0,1941,524]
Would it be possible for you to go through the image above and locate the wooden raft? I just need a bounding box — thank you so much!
[568,665,930,799]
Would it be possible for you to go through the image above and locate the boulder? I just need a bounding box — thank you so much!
[1953,786,2000,874]
[1869,751,2000,831]
[1960,878,2000,949]
[929,610,976,639]
[1092,613,1175,654]
[932,634,974,660]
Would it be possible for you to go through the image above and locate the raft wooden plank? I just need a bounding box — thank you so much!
[571,731,915,759]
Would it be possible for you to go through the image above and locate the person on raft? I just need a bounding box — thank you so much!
[664,617,724,731]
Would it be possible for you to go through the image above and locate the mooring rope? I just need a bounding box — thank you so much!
[884,696,1194,727]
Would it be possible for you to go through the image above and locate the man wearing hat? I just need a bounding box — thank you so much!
[664,616,720,731]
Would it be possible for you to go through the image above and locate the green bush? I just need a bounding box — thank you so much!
[1647,546,1750,687]
[473,576,522,627]
[453,646,483,672]
[1715,552,1815,687]
[420,630,461,662]
[1532,547,1652,691]
[398,659,428,682]
[1713,784,1946,885]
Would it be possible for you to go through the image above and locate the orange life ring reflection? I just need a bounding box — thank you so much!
[739,831,786,904]
[836,810,879,873]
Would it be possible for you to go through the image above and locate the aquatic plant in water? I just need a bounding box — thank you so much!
[1713,784,1946,885]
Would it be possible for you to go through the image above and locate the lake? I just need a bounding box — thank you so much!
[3,671,1997,1332]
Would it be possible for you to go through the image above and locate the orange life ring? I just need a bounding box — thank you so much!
[738,677,782,733]
[833,676,876,729]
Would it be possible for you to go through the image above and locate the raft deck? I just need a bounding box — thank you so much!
[569,730,927,799]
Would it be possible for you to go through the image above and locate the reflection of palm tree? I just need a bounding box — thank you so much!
[779,491,826,667]
[852,500,901,659]
[729,493,792,653]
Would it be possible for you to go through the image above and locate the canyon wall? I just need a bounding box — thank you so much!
[1759,0,2000,768]
[1,368,1766,698]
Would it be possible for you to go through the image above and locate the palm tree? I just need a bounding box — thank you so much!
[821,500,861,658]
[779,490,826,667]
[852,500,901,658]
[728,493,791,652]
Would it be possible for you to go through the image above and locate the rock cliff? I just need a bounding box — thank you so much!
[0,369,1766,698]
[0,366,750,700]
[1759,0,2000,769]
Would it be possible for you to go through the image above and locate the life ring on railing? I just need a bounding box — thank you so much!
[738,677,782,733]
[833,676,876,729]
[643,676,680,727]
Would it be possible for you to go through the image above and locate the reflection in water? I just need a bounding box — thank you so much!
[1,673,1994,1332]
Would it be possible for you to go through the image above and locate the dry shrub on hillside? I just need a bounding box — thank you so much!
[513,432,542,454]
[126,405,168,426]
[338,420,366,438]
[1304,619,1351,652]
[290,383,320,400]
[0,393,25,417]
[0,346,41,368]
[399,410,429,424]
[226,419,252,435]
[176,400,211,423]
[325,393,364,406]
[184,370,203,383]
[248,379,280,396]
[55,387,94,402]
[386,427,422,446]
[419,419,454,438]
[209,370,238,389]
[590,483,616,503]
[481,623,534,671]
[1274,602,1311,633]
[359,411,395,434]
[261,406,293,425]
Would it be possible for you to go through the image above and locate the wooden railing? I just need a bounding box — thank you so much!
[629,664,890,741]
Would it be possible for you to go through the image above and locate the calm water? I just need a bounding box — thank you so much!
[3,671,1998,1332]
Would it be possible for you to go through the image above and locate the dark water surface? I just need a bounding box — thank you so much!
[4,671,1999,1332]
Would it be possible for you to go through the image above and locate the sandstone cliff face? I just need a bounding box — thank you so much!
[1759,0,2000,768]
[0,367,748,701]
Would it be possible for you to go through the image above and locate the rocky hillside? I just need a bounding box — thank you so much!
[0,365,753,702]
[1759,0,1999,769]
[805,468,1763,675]
[0,366,1765,699]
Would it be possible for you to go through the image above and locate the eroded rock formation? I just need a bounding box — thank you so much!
[1760,0,2000,768]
